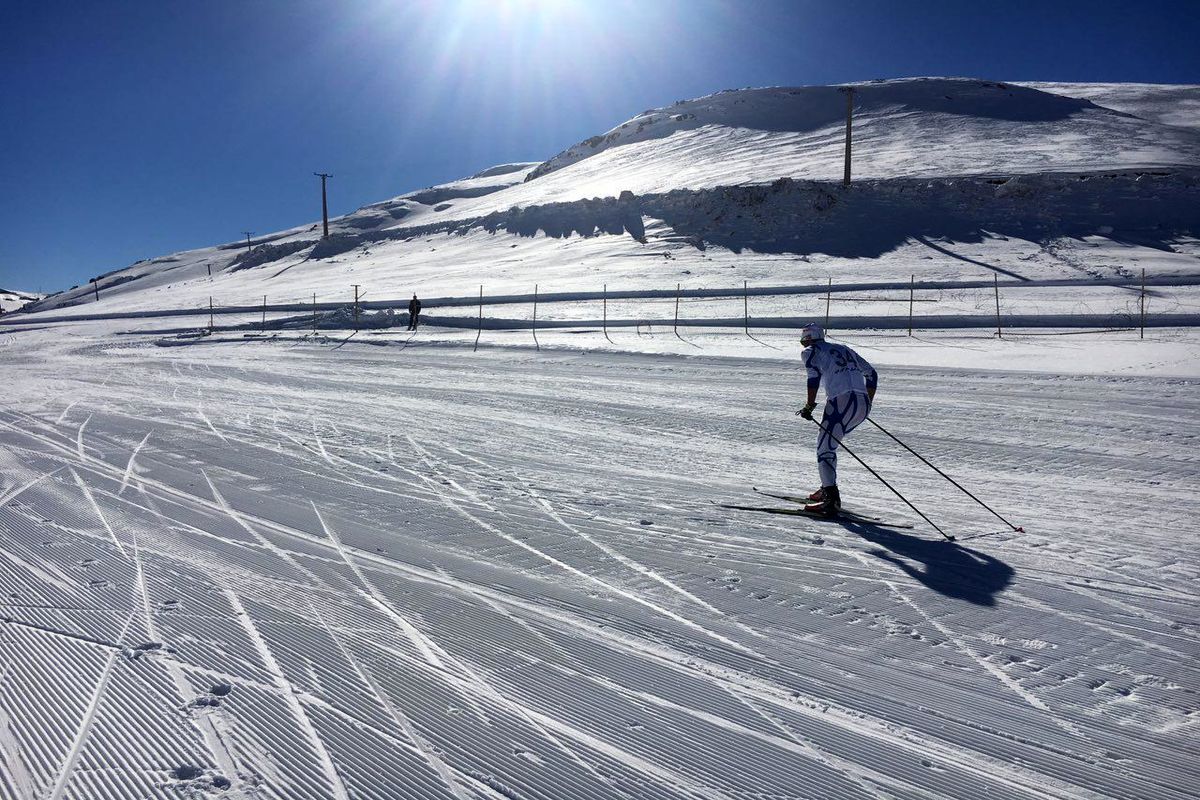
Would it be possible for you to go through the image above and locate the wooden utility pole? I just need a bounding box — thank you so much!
[314,172,332,238]
[242,231,255,252]
[90,278,99,302]
[352,284,361,331]
[261,295,267,333]
[839,87,855,187]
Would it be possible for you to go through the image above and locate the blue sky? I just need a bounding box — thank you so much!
[2,0,1197,294]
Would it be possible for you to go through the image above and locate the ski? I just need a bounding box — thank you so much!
[752,487,817,505]
[750,487,915,527]
[714,501,916,530]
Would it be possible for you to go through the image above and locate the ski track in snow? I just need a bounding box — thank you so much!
[225,587,352,800]
[406,434,767,661]
[117,430,152,496]
[0,333,1198,800]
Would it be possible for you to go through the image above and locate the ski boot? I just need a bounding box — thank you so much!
[806,487,824,502]
[805,485,841,517]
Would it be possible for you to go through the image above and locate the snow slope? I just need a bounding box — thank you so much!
[0,289,40,314]
[1018,81,1200,131]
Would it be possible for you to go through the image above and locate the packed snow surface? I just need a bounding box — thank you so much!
[1,321,1198,799]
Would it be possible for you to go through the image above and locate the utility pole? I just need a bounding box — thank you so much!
[90,278,99,302]
[352,284,361,331]
[838,86,855,187]
[242,231,255,252]
[314,172,332,238]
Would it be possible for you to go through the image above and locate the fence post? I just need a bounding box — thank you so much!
[743,280,750,337]
[91,279,99,302]
[908,274,914,337]
[312,293,317,335]
[353,284,361,331]
[532,283,539,351]
[994,274,1002,338]
[261,295,267,333]
[207,263,212,280]
[674,283,686,342]
[603,283,613,343]
[209,297,214,333]
[674,283,681,336]
[473,284,483,352]
[824,277,832,331]
[1140,267,1146,339]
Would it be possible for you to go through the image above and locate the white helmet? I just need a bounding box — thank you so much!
[800,322,824,345]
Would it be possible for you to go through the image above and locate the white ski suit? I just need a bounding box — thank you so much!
[802,341,878,487]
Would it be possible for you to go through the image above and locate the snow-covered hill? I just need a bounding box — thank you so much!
[1018,81,1200,131]
[15,78,1200,323]
[0,288,41,314]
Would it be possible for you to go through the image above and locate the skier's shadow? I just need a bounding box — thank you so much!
[839,521,1014,606]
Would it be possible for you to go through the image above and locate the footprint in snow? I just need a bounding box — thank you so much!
[125,641,167,661]
[188,696,221,709]
[166,765,231,791]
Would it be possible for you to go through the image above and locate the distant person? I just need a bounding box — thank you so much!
[407,294,422,331]
[796,323,877,516]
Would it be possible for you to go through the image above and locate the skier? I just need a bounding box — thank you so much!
[407,294,422,331]
[796,323,877,516]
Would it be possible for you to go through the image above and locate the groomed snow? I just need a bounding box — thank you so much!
[1,320,1197,799]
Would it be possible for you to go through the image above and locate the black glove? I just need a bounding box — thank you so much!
[798,402,816,420]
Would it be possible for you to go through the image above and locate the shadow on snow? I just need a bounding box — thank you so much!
[841,519,1015,607]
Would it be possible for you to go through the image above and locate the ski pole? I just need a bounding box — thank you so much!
[867,417,1024,533]
[800,414,955,541]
